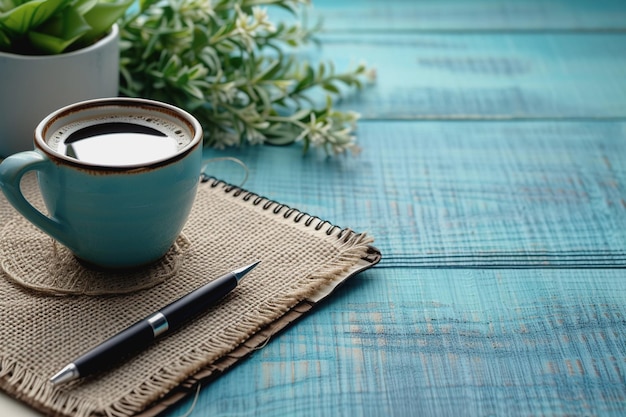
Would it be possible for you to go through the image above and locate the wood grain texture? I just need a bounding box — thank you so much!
[202,120,626,267]
[164,268,626,417]
[159,0,626,415]
[310,33,626,119]
[307,0,626,31]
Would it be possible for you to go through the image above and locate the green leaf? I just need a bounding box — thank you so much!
[0,0,21,13]
[187,64,207,80]
[294,63,314,92]
[0,28,10,48]
[317,61,325,79]
[192,26,209,51]
[27,30,77,53]
[138,0,159,13]
[81,0,134,45]
[306,63,315,82]
[322,82,340,94]
[0,0,71,35]
[256,59,280,81]
[28,5,91,53]
[182,83,204,101]
[72,0,98,15]
[163,54,181,76]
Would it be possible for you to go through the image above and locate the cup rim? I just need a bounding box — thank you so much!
[34,97,203,171]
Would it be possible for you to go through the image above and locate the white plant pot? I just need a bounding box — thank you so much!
[0,24,120,157]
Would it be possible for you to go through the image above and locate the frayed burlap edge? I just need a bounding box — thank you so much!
[105,230,376,417]
[0,178,380,417]
[136,244,382,417]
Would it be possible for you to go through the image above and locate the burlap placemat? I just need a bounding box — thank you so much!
[0,173,379,417]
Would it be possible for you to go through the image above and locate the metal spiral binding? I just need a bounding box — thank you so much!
[200,175,359,241]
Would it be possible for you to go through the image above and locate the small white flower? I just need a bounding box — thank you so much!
[245,128,267,145]
[252,7,276,33]
[213,130,239,149]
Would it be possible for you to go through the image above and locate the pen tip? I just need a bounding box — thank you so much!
[50,363,80,385]
[233,261,260,283]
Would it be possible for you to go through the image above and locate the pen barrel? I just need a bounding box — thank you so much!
[159,272,238,329]
[53,269,248,383]
[74,321,154,376]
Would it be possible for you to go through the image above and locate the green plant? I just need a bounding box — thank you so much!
[0,0,133,54]
[119,0,372,155]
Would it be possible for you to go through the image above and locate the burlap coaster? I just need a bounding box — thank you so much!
[0,174,379,417]
[0,217,191,295]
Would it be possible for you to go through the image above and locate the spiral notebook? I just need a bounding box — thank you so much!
[0,173,380,417]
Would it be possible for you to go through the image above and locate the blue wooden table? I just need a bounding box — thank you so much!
[165,1,626,416]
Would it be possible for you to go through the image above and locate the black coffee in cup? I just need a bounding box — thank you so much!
[47,113,194,166]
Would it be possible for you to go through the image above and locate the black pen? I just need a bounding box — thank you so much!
[50,261,259,385]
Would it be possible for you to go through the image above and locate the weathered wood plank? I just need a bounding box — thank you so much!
[305,0,626,31]
[202,119,626,268]
[163,267,626,417]
[161,2,626,417]
[305,33,626,119]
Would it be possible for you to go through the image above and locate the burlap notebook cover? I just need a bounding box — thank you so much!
[0,173,380,416]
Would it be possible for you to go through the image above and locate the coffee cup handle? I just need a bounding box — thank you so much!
[0,151,74,248]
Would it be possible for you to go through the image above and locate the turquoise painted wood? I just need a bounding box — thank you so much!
[318,33,626,119]
[307,0,626,31]
[168,268,626,416]
[204,120,626,268]
[164,0,626,416]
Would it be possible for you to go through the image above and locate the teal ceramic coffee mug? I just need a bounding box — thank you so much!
[0,98,203,269]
